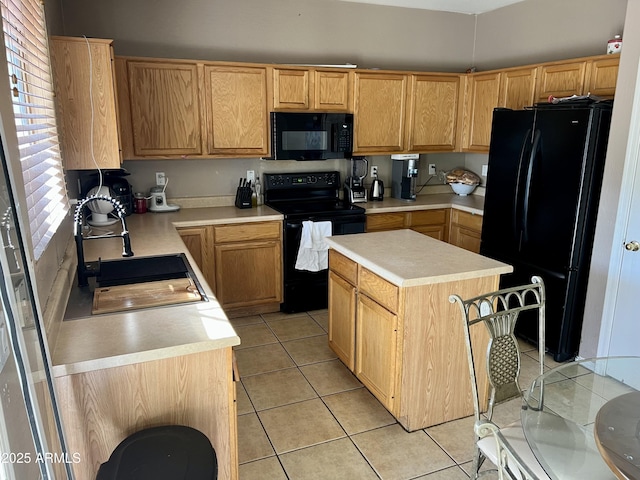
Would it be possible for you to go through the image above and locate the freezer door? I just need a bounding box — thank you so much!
[480,109,534,260]
[518,108,595,271]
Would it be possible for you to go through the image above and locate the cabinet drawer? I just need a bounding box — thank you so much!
[408,208,448,226]
[329,250,358,285]
[359,267,399,313]
[214,222,281,243]
[450,209,482,231]
[366,212,406,232]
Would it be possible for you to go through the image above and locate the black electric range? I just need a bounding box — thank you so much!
[264,171,366,312]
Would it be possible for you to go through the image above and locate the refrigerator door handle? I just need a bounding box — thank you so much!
[522,129,541,243]
[514,128,532,241]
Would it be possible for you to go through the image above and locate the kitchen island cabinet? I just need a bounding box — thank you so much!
[326,230,512,430]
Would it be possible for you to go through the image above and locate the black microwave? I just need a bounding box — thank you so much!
[269,112,353,160]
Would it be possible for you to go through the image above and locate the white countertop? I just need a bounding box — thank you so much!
[52,195,483,376]
[326,229,512,287]
[51,205,282,377]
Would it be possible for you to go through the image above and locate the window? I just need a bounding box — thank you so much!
[0,0,68,259]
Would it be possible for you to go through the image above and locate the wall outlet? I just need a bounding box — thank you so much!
[155,172,166,186]
[370,166,378,177]
[246,170,255,184]
[428,163,436,175]
[482,164,489,176]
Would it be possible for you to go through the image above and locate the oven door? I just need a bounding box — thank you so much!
[282,213,365,312]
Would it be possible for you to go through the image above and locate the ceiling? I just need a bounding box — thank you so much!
[338,0,527,14]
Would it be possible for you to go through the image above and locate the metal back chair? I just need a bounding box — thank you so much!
[450,275,546,479]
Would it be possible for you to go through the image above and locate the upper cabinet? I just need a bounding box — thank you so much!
[272,67,351,111]
[461,72,501,152]
[108,50,618,159]
[585,56,619,98]
[127,61,203,157]
[204,65,268,156]
[353,72,408,154]
[406,74,461,152]
[50,37,122,170]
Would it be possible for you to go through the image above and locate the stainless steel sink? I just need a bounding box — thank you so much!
[64,253,208,319]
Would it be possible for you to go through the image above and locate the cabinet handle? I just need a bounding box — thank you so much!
[624,240,639,252]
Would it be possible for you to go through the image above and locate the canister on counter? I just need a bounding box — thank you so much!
[607,35,622,54]
[134,192,147,214]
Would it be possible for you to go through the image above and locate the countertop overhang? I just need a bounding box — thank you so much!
[326,229,512,287]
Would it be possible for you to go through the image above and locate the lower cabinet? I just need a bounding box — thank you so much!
[449,209,483,253]
[178,221,283,317]
[55,348,238,480]
[328,249,494,431]
[366,208,449,241]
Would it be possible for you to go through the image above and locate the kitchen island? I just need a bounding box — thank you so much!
[325,229,512,431]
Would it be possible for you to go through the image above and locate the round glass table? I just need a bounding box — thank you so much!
[521,356,640,480]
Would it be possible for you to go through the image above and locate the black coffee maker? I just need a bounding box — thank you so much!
[78,169,134,216]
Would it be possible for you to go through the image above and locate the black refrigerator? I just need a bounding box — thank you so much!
[480,102,613,362]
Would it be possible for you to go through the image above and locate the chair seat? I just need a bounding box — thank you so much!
[96,425,217,480]
[478,422,551,480]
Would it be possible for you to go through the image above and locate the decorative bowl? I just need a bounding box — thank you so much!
[449,183,477,196]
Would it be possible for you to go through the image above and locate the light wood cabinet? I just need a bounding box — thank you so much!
[408,209,450,241]
[328,270,357,370]
[499,66,538,110]
[177,226,215,289]
[461,71,502,152]
[50,37,122,169]
[407,74,461,152]
[204,65,269,156]
[353,72,408,154]
[328,248,495,430]
[272,68,351,111]
[536,60,587,103]
[213,221,282,317]
[586,56,619,98]
[56,348,238,480]
[355,291,398,411]
[449,209,483,253]
[366,208,449,241]
[127,60,202,156]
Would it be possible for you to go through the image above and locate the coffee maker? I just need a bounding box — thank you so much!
[344,157,368,203]
[391,154,419,201]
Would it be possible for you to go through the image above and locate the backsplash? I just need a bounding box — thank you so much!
[117,153,488,201]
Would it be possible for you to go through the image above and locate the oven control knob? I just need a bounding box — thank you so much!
[307,175,317,184]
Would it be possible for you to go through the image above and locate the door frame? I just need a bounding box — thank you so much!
[597,59,640,357]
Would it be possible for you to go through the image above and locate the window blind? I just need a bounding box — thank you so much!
[1,0,68,259]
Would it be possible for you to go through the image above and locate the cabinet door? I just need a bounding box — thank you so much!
[314,70,350,111]
[355,294,398,411]
[273,68,309,110]
[536,61,587,102]
[366,212,407,232]
[449,210,482,253]
[407,75,460,152]
[177,226,214,290]
[128,61,202,156]
[204,65,268,156]
[408,209,450,242]
[328,271,356,370]
[499,67,537,110]
[353,73,407,154]
[462,72,501,152]
[586,57,619,98]
[50,37,121,169]
[214,240,282,309]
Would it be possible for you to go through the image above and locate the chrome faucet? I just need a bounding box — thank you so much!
[74,195,133,287]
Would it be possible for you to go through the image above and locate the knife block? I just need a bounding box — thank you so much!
[235,185,252,209]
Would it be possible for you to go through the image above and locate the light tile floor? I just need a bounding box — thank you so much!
[231,310,565,480]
